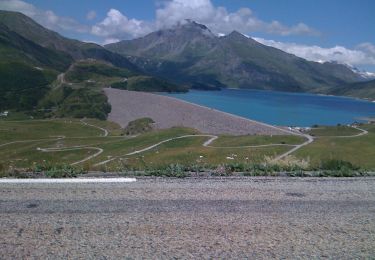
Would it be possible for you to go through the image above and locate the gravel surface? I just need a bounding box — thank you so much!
[1,177,374,259]
[105,88,292,135]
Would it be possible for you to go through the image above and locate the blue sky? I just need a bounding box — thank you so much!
[1,0,374,72]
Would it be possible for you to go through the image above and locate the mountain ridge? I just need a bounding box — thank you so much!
[106,20,363,93]
[0,10,138,71]
[0,10,185,117]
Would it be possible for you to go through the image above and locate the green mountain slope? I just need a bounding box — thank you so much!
[39,59,186,119]
[0,10,138,71]
[0,11,185,117]
[106,20,362,93]
[0,21,73,110]
[329,79,375,100]
[0,10,139,113]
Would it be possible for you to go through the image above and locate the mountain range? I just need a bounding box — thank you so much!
[106,20,363,93]
[0,10,374,118]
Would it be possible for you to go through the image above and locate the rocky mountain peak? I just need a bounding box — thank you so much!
[169,19,215,38]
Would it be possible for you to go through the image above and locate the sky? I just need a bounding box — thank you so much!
[1,0,374,72]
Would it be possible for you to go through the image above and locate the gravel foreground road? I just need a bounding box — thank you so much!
[1,177,375,259]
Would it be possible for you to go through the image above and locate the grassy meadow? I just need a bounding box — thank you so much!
[296,124,375,169]
[0,117,374,176]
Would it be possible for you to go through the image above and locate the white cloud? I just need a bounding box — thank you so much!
[91,9,154,39]
[155,0,319,36]
[2,0,373,70]
[92,0,318,42]
[86,10,97,21]
[0,0,88,33]
[102,37,120,45]
[253,37,375,66]
[357,42,375,56]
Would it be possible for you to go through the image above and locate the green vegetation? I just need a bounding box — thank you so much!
[0,11,185,119]
[36,59,186,119]
[65,59,133,82]
[0,119,103,144]
[0,119,374,177]
[330,79,375,100]
[211,135,305,147]
[111,76,188,92]
[55,88,111,120]
[296,124,375,169]
[308,125,361,136]
[1,163,85,178]
[32,163,85,178]
[0,62,50,110]
[123,118,155,135]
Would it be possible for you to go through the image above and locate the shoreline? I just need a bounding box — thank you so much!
[224,87,375,103]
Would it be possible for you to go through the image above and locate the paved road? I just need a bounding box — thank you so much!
[1,177,374,259]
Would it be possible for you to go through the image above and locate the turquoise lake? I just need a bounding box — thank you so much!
[165,89,375,127]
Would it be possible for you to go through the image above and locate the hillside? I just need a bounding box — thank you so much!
[330,79,375,100]
[0,22,72,110]
[0,10,138,71]
[38,59,187,119]
[106,20,362,93]
[0,11,185,118]
[38,60,133,120]
[0,10,138,114]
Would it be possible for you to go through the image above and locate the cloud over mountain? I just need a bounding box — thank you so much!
[91,0,318,40]
[155,0,318,36]
[253,38,375,67]
[91,9,154,39]
[0,0,88,33]
[1,0,373,71]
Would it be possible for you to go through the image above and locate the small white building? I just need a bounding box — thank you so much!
[0,111,9,117]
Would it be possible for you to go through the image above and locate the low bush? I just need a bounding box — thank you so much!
[32,162,85,178]
[320,159,359,171]
[145,163,187,178]
[123,118,155,135]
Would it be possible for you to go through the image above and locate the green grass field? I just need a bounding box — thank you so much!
[296,124,375,169]
[211,135,305,147]
[0,119,374,175]
[307,125,362,137]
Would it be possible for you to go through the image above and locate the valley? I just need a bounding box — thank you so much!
[1,1,375,259]
[0,10,374,177]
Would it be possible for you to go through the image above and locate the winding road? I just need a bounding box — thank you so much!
[93,126,368,166]
[94,133,308,166]
[2,118,368,167]
[80,119,109,137]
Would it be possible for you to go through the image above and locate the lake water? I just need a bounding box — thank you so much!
[164,89,375,126]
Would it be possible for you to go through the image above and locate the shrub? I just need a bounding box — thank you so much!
[263,155,310,172]
[123,118,155,135]
[320,159,358,171]
[33,162,85,178]
[145,163,187,178]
